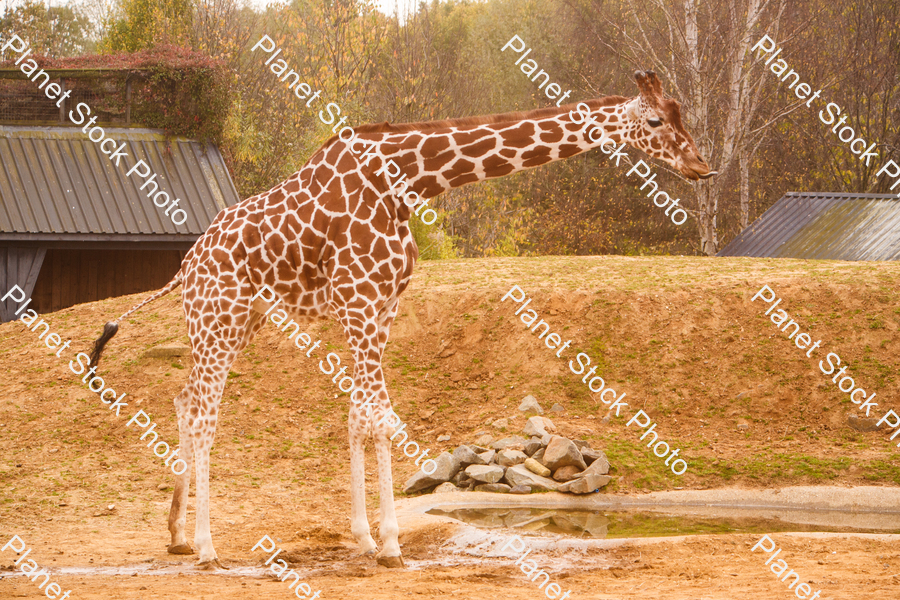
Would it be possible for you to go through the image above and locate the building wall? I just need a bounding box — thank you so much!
[30,248,184,315]
[0,246,45,322]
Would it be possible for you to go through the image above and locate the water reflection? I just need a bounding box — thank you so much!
[428,507,609,537]
[426,507,900,539]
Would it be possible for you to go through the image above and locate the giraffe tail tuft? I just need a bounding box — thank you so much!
[89,322,119,369]
[88,271,184,369]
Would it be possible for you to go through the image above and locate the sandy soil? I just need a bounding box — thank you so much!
[2,255,899,599]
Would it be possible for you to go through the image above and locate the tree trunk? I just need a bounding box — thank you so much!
[697,183,719,255]
[740,152,751,230]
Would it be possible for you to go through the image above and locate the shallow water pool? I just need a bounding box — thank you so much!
[426,506,900,538]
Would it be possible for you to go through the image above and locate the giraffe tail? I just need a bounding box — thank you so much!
[88,270,184,369]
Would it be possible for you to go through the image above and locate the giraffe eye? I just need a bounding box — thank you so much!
[647,118,663,127]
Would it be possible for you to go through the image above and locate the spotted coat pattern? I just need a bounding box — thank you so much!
[90,70,712,568]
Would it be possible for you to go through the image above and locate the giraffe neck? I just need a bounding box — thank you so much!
[381,99,636,201]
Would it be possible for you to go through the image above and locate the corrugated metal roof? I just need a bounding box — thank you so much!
[717,192,900,260]
[0,125,241,239]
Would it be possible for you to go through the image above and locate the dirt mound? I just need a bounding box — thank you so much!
[2,256,899,598]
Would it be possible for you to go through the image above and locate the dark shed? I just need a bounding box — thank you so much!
[0,125,241,321]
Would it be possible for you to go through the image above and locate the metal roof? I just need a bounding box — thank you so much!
[717,191,900,261]
[0,125,241,240]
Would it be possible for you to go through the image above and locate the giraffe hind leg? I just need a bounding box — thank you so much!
[167,369,198,555]
[349,406,378,555]
[191,311,265,566]
[373,299,403,567]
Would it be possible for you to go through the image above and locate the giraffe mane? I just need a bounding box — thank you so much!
[315,96,632,157]
[352,96,631,134]
[312,95,634,176]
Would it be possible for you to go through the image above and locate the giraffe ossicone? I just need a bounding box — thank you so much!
[87,69,712,569]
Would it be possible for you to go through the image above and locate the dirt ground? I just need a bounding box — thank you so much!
[2,255,900,599]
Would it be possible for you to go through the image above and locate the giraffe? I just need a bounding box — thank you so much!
[88,70,713,569]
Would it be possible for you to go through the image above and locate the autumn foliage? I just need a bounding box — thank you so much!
[2,0,898,258]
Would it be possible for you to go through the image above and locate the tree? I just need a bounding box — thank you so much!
[812,0,900,195]
[0,0,94,58]
[101,0,193,53]
[562,0,802,254]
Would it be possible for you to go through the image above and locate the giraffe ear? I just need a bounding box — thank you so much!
[634,70,650,94]
[644,70,664,97]
[634,70,664,107]
[625,98,641,122]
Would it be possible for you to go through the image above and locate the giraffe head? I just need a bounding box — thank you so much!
[623,70,716,181]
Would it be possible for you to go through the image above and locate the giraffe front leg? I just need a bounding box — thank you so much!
[339,300,404,567]
[349,409,378,555]
[374,425,403,568]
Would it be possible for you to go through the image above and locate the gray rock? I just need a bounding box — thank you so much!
[572,440,591,450]
[849,414,882,432]
[490,437,529,451]
[580,447,604,465]
[433,482,461,493]
[523,416,556,437]
[509,485,532,494]
[470,445,490,453]
[531,448,545,464]
[497,449,528,467]
[402,452,461,493]
[552,465,582,482]
[541,433,554,446]
[558,474,611,494]
[522,416,546,438]
[492,417,509,429]
[475,483,511,493]
[450,471,469,486]
[524,457,551,477]
[524,438,542,456]
[477,449,496,464]
[736,422,749,431]
[503,464,559,492]
[581,452,610,476]
[437,434,451,442]
[465,464,505,484]
[518,395,543,414]
[453,445,485,466]
[542,437,587,472]
[550,403,565,413]
[474,434,494,447]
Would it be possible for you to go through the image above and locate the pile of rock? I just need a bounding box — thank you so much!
[402,414,612,496]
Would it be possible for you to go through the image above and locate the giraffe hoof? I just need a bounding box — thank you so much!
[197,557,227,570]
[376,554,405,568]
[168,543,194,555]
